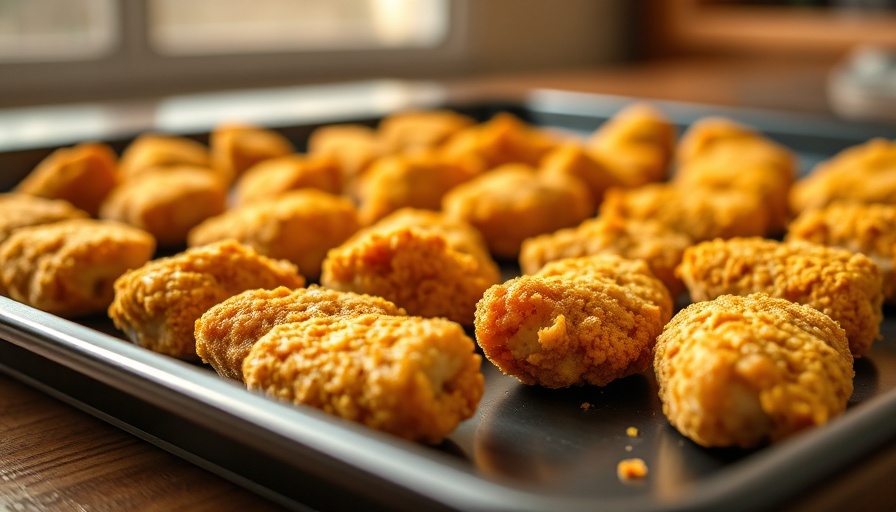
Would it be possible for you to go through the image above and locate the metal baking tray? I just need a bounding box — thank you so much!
[3,82,896,512]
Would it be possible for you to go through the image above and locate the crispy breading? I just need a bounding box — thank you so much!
[540,143,619,206]
[320,209,500,326]
[787,202,896,301]
[195,285,407,381]
[442,164,594,259]
[15,142,119,217]
[0,219,155,317]
[118,133,213,181]
[306,124,384,190]
[108,240,304,360]
[0,193,89,247]
[189,189,359,281]
[234,154,342,206]
[99,168,227,247]
[678,237,883,356]
[474,256,670,388]
[209,123,294,180]
[378,109,476,153]
[600,183,769,242]
[676,117,794,171]
[655,293,854,448]
[519,215,691,296]
[441,112,561,169]
[242,314,484,444]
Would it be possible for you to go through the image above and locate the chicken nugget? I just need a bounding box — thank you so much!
[600,183,768,242]
[195,285,407,381]
[307,124,383,190]
[378,109,476,153]
[243,314,484,443]
[108,240,304,360]
[519,215,691,297]
[209,122,294,180]
[0,219,155,317]
[118,133,213,181]
[442,164,594,259]
[441,112,561,169]
[15,142,118,217]
[678,237,883,356]
[100,168,227,247]
[234,154,342,206]
[787,202,896,301]
[540,143,619,207]
[655,293,853,448]
[0,193,89,247]
[320,209,500,326]
[189,189,359,281]
[474,256,670,388]
[676,117,795,171]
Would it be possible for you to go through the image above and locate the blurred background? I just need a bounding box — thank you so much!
[1,0,896,120]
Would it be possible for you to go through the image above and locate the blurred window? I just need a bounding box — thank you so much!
[0,0,117,62]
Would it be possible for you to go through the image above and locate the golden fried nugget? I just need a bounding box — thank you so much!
[234,154,342,206]
[0,193,89,247]
[442,164,594,259]
[189,189,359,281]
[678,237,883,356]
[209,123,295,179]
[441,112,561,169]
[586,103,676,187]
[357,151,481,225]
[600,183,768,242]
[378,109,476,153]
[243,314,483,443]
[655,293,854,448]
[474,258,669,389]
[540,143,619,206]
[321,209,500,326]
[108,240,304,360]
[15,142,118,217]
[519,215,691,297]
[118,133,213,181]
[790,138,896,213]
[195,286,407,381]
[0,219,154,317]
[307,124,383,189]
[676,117,794,170]
[787,202,896,301]
[100,168,227,247]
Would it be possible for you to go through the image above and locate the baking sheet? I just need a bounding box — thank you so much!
[2,84,896,511]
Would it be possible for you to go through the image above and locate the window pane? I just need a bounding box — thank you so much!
[0,0,117,62]
[148,0,449,55]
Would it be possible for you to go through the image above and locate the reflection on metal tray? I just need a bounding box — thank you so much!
[3,83,896,512]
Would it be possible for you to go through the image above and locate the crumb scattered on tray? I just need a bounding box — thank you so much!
[580,402,591,410]
[626,426,639,437]
[617,458,648,481]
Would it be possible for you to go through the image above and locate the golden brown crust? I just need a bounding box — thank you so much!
[0,193,89,247]
[655,293,853,448]
[678,237,883,356]
[108,240,304,360]
[118,134,213,181]
[378,109,476,153]
[306,124,384,189]
[540,143,619,206]
[440,112,561,169]
[195,285,407,381]
[234,154,342,206]
[0,219,155,317]
[242,314,484,443]
[209,123,294,180]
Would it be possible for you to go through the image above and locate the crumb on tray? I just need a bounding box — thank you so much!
[617,458,648,481]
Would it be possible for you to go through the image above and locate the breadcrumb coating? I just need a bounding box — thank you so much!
[242,314,484,443]
[320,209,500,326]
[519,215,691,297]
[118,133,213,181]
[378,109,476,153]
[99,168,228,247]
[654,293,854,448]
[474,256,670,388]
[0,193,89,247]
[678,237,883,356]
[540,143,619,207]
[195,285,407,381]
[307,124,383,189]
[676,117,795,172]
[0,219,155,317]
[234,154,342,206]
[108,240,305,359]
[441,112,561,169]
[209,123,294,180]
[189,189,360,280]
[15,142,119,217]
[600,183,768,242]
[787,202,896,301]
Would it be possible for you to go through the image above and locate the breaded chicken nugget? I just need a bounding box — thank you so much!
[0,219,155,317]
[209,123,294,180]
[378,109,476,153]
[234,154,342,206]
[307,124,383,190]
[195,285,407,381]
[540,143,619,207]
[442,164,594,259]
[586,103,676,187]
[100,168,227,247]
[678,237,883,356]
[0,193,89,247]
[474,256,670,388]
[188,189,359,281]
[243,314,484,443]
[655,293,853,448]
[118,133,213,181]
[676,117,795,171]
[108,240,304,360]
[15,142,118,217]
[600,183,769,242]
[787,202,896,301]
[320,209,500,326]
[441,112,561,169]
[519,215,691,297]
